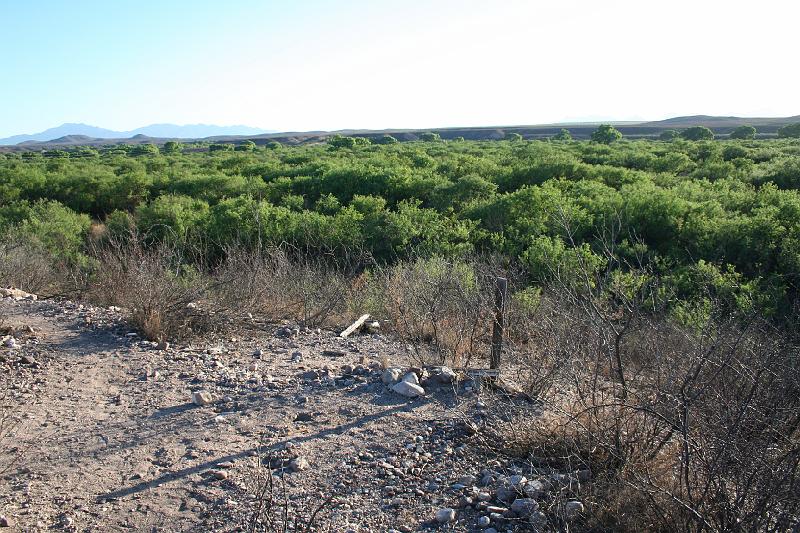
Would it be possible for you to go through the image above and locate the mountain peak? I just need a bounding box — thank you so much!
[0,123,274,145]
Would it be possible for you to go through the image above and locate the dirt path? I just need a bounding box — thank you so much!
[1,298,510,532]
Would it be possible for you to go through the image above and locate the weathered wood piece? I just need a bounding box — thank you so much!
[340,314,371,338]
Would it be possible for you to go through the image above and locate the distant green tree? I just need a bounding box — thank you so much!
[235,140,256,152]
[659,129,680,141]
[682,126,715,141]
[43,149,70,158]
[328,135,359,149]
[777,123,800,138]
[130,144,160,156]
[591,124,623,144]
[70,147,99,158]
[730,125,756,140]
[452,136,465,142]
[419,132,442,142]
[553,128,572,141]
[162,141,184,154]
[504,132,523,141]
[376,135,399,145]
[265,141,282,150]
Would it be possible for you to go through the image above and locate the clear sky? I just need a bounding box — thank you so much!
[1,0,798,137]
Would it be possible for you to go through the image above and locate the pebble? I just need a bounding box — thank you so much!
[290,457,309,471]
[212,470,228,480]
[564,500,584,520]
[477,515,491,527]
[0,515,9,528]
[510,498,539,517]
[435,507,456,524]
[192,390,213,406]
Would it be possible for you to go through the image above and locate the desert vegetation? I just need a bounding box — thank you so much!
[2,129,800,530]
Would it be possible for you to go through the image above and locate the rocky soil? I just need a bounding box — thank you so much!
[0,293,588,532]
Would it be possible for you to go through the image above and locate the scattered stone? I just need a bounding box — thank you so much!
[510,498,539,517]
[435,507,456,524]
[390,380,425,398]
[477,515,491,527]
[381,368,402,384]
[564,500,584,520]
[294,412,314,422]
[322,349,346,357]
[192,390,213,406]
[458,474,476,486]
[212,470,229,480]
[155,340,170,351]
[523,479,547,499]
[20,355,38,366]
[401,371,419,385]
[428,366,456,384]
[3,337,16,348]
[0,287,37,300]
[290,457,309,471]
[0,515,10,528]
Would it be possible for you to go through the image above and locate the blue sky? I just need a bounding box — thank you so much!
[1,0,798,137]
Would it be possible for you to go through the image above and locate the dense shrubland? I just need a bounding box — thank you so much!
[2,135,799,325]
[2,133,800,530]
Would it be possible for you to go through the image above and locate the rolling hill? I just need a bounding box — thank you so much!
[1,115,798,151]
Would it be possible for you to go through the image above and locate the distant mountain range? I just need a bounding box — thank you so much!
[1,115,798,150]
[0,123,274,145]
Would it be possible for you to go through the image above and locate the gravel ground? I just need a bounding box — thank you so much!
[0,295,586,532]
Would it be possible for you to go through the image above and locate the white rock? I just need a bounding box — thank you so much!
[381,368,402,384]
[0,287,36,300]
[391,381,425,398]
[401,372,419,385]
[290,457,309,471]
[192,390,213,406]
[477,515,491,527]
[435,507,456,524]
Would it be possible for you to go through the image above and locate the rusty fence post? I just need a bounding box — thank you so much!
[490,276,508,370]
